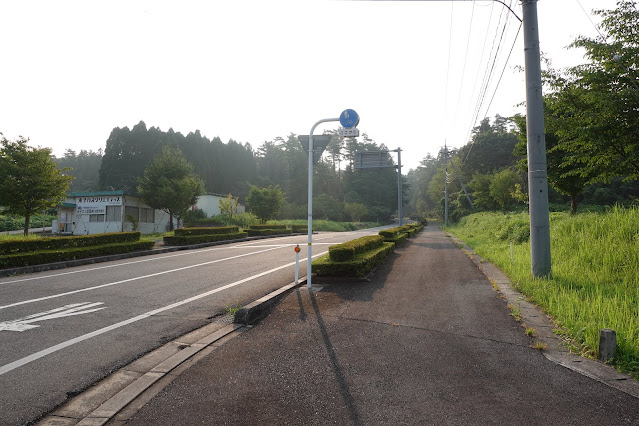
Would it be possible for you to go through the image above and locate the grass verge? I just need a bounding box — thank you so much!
[447,206,639,379]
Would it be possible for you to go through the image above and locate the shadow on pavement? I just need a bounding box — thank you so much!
[309,290,363,426]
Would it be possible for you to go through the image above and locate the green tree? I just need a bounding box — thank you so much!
[247,185,285,224]
[489,169,521,214]
[219,193,239,224]
[344,202,367,222]
[513,113,591,214]
[542,1,639,181]
[137,146,205,231]
[0,135,73,235]
[55,148,103,191]
[313,193,343,221]
[468,172,497,211]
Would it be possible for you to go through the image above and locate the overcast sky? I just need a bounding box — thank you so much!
[0,0,618,172]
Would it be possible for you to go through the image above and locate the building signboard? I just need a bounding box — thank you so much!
[75,196,122,215]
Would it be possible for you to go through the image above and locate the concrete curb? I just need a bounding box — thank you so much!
[234,278,306,325]
[448,234,639,399]
[0,232,308,278]
[36,278,306,426]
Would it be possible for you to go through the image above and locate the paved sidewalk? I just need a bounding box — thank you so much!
[123,224,639,425]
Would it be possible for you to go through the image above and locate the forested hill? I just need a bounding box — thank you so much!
[54,121,404,223]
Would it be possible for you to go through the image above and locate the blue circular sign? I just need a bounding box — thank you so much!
[340,109,360,128]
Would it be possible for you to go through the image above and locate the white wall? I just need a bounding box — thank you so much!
[56,194,177,235]
[194,194,246,218]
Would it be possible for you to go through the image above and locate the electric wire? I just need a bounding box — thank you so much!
[443,2,455,122]
[453,2,476,128]
[461,0,521,168]
[460,1,510,166]
[575,0,606,42]
[483,21,522,123]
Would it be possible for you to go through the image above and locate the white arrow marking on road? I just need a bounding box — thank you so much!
[0,302,106,332]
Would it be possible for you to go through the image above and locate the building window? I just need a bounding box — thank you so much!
[140,208,155,223]
[125,206,139,222]
[89,214,105,222]
[106,205,122,222]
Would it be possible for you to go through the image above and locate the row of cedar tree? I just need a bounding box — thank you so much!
[58,122,404,223]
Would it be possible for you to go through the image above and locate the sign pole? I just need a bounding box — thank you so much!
[307,117,340,289]
[305,110,359,289]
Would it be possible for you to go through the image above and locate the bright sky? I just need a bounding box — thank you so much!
[0,0,616,172]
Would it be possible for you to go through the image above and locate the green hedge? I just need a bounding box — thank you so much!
[246,229,292,237]
[0,232,142,255]
[291,225,308,233]
[174,226,239,236]
[328,235,384,262]
[312,242,395,277]
[163,232,248,246]
[0,240,155,269]
[249,224,287,230]
[385,232,409,246]
[378,225,413,239]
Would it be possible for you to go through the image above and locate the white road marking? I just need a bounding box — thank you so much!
[0,230,366,286]
[0,251,327,376]
[0,246,284,311]
[0,303,106,332]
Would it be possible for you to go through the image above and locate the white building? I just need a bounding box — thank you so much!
[53,191,245,235]
[191,192,245,217]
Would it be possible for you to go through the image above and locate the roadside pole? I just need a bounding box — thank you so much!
[522,0,551,277]
[303,110,359,289]
[396,148,403,226]
[307,118,339,289]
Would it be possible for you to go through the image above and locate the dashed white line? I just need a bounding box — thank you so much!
[0,251,327,376]
[0,246,284,311]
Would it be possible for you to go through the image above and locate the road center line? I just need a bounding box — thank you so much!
[0,240,306,286]
[0,251,327,376]
[0,230,368,286]
[0,246,286,311]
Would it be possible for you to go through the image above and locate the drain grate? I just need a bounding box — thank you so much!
[214,313,235,324]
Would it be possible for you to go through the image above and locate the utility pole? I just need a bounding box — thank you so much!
[444,143,449,227]
[522,0,551,277]
[396,148,403,226]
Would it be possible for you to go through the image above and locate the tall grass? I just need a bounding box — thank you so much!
[448,206,639,378]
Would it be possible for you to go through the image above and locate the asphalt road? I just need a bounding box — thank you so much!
[126,224,639,425]
[0,229,382,425]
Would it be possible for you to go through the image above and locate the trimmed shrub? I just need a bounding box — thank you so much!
[313,242,395,277]
[174,226,239,236]
[0,232,142,255]
[385,232,409,246]
[249,224,287,230]
[246,229,292,237]
[379,225,413,240]
[163,232,248,246]
[328,235,384,262]
[291,224,308,233]
[0,240,155,269]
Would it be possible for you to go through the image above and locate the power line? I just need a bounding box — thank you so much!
[575,0,606,42]
[453,1,476,128]
[483,21,522,117]
[460,1,511,166]
[443,2,455,128]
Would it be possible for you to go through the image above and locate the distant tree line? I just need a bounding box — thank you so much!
[53,122,404,223]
